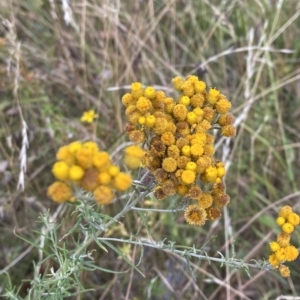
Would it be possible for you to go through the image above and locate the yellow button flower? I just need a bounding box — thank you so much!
[113,172,132,191]
[69,165,84,181]
[94,186,114,205]
[80,109,98,123]
[52,161,70,181]
[181,170,196,184]
[47,181,73,203]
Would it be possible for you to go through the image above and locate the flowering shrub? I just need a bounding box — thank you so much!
[268,205,300,277]
[122,75,236,226]
[47,141,132,205]
[45,76,299,281]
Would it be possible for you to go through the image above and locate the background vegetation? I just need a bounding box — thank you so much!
[0,0,300,299]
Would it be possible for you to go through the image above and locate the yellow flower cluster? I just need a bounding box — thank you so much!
[268,206,300,277]
[122,76,236,226]
[47,141,132,205]
[123,145,146,169]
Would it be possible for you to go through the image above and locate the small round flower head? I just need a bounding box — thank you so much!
[47,181,73,203]
[56,145,74,165]
[213,193,230,207]
[196,156,211,173]
[125,104,138,116]
[176,121,190,136]
[98,172,112,185]
[172,76,183,91]
[113,172,132,191]
[151,139,166,156]
[69,165,84,181]
[83,141,99,154]
[186,111,198,124]
[181,145,191,157]
[177,184,189,195]
[206,206,221,220]
[80,168,99,191]
[190,144,204,157]
[279,205,293,218]
[179,95,191,106]
[121,93,134,106]
[128,130,146,143]
[195,120,211,133]
[191,132,206,145]
[282,222,294,234]
[201,166,218,183]
[205,133,214,144]
[191,93,205,107]
[125,145,145,158]
[270,241,281,252]
[204,144,215,157]
[215,97,231,114]
[207,88,220,104]
[143,153,162,171]
[173,104,188,121]
[165,121,177,134]
[277,232,290,247]
[176,155,191,169]
[193,107,204,121]
[164,98,176,114]
[94,185,114,205]
[108,165,120,177]
[203,107,215,122]
[268,253,280,268]
[144,86,156,99]
[154,186,167,200]
[279,265,290,277]
[181,81,194,97]
[188,185,202,200]
[136,96,153,113]
[138,116,146,125]
[162,180,177,196]
[181,170,196,185]
[217,165,226,178]
[162,157,177,173]
[167,145,180,159]
[176,137,189,149]
[275,248,286,262]
[217,114,235,126]
[52,161,70,181]
[68,141,83,155]
[186,162,197,172]
[153,168,169,183]
[124,122,136,133]
[284,245,299,261]
[145,115,156,127]
[124,145,145,169]
[76,148,93,169]
[194,81,206,93]
[287,212,300,226]
[155,90,166,104]
[184,204,207,226]
[161,132,175,146]
[276,217,286,226]
[93,151,111,171]
[131,82,144,99]
[221,125,236,137]
[153,117,168,135]
[198,193,213,209]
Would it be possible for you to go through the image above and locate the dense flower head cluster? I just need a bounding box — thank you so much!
[122,76,236,226]
[47,141,132,205]
[268,206,300,277]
